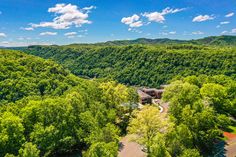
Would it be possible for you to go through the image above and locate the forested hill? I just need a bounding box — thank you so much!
[66,35,236,46]
[0,49,137,156]
[24,44,236,87]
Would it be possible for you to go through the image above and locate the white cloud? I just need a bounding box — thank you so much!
[78,35,85,38]
[192,31,204,35]
[221,31,228,34]
[82,6,96,12]
[160,31,177,35]
[129,21,143,27]
[142,7,186,23]
[161,7,186,15]
[231,28,236,34]
[21,27,34,31]
[30,3,95,30]
[169,31,176,35]
[121,7,185,29]
[192,15,215,22]
[216,25,221,28]
[128,28,142,33]
[220,21,230,25]
[39,32,57,36]
[0,41,52,47]
[225,12,234,18]
[1,41,9,45]
[0,33,6,37]
[64,32,77,36]
[67,36,75,39]
[17,37,31,40]
[78,29,88,33]
[121,14,143,28]
[142,12,165,23]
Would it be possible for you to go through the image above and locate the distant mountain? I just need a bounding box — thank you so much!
[103,38,188,45]
[98,35,236,46]
[192,35,236,45]
[24,42,236,87]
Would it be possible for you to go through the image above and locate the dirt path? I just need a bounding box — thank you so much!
[118,135,147,157]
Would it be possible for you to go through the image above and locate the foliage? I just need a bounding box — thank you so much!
[128,106,170,153]
[24,43,236,87]
[84,142,118,157]
[163,75,236,155]
[178,149,201,157]
[0,112,25,156]
[0,49,137,156]
[18,142,40,157]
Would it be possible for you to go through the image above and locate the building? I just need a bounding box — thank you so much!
[137,86,167,104]
[137,90,152,104]
[141,88,164,99]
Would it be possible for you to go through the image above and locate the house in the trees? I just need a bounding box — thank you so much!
[137,90,152,104]
[138,86,167,104]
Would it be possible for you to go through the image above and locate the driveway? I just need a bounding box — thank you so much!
[118,135,147,157]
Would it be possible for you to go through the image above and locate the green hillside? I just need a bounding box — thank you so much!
[58,35,236,46]
[0,49,137,157]
[24,44,236,87]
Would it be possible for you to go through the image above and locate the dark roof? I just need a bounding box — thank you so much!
[137,90,152,99]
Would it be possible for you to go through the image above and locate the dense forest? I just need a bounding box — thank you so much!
[131,74,236,156]
[0,49,137,157]
[100,35,236,46]
[24,43,236,87]
[1,36,236,157]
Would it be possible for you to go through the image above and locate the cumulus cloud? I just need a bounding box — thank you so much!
[220,21,230,25]
[0,41,52,47]
[225,12,234,18]
[192,15,215,22]
[142,7,186,23]
[82,6,96,12]
[142,12,165,23]
[78,35,85,38]
[30,3,95,29]
[160,31,177,35]
[0,33,6,37]
[121,7,186,30]
[39,32,57,36]
[64,32,77,36]
[128,28,142,33]
[21,27,34,31]
[192,31,204,35]
[169,31,176,35]
[231,28,236,34]
[221,31,228,34]
[221,28,236,34]
[121,14,143,28]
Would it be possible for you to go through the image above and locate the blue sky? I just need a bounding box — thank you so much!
[0,0,236,46]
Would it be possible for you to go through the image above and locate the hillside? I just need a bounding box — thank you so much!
[0,49,82,104]
[61,35,236,46]
[193,35,236,45]
[24,44,236,87]
[1,45,235,157]
[0,49,137,157]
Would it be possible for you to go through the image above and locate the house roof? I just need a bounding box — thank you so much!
[137,90,152,99]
